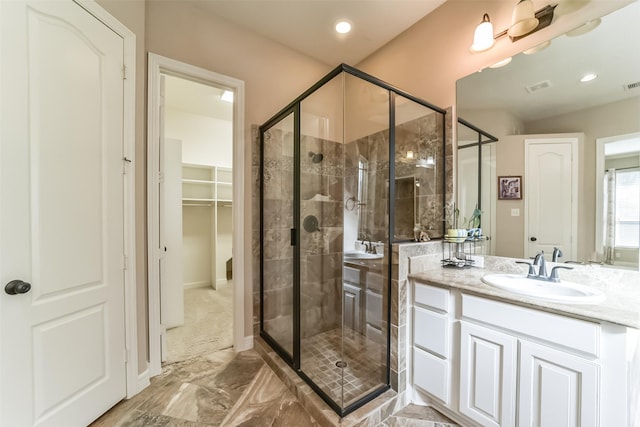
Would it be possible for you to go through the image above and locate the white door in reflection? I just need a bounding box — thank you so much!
[525,137,579,261]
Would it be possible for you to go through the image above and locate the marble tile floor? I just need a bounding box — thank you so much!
[91,345,460,427]
[383,405,460,427]
[90,349,320,427]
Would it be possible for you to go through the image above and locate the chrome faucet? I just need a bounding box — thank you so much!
[517,251,573,282]
[533,252,547,278]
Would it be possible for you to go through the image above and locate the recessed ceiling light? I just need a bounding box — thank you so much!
[335,20,352,34]
[580,73,598,83]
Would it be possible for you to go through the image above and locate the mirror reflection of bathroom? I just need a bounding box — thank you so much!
[161,75,234,364]
[456,1,640,269]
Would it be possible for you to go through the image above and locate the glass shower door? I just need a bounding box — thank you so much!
[261,112,296,360]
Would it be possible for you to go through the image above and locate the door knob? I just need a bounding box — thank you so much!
[530,237,537,242]
[5,280,31,295]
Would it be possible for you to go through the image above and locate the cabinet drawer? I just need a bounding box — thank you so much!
[414,346,450,405]
[415,282,450,312]
[461,294,600,357]
[343,266,360,284]
[414,306,449,358]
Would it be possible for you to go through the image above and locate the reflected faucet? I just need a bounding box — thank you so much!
[552,247,563,262]
[361,239,374,254]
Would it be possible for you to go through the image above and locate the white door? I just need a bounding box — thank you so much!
[525,138,578,260]
[160,137,184,331]
[1,1,127,426]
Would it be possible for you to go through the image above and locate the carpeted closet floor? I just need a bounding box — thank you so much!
[165,281,234,364]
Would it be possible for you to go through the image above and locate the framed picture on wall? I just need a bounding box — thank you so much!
[498,176,522,200]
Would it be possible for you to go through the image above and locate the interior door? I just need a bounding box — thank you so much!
[525,138,577,261]
[0,1,127,425]
[160,137,185,332]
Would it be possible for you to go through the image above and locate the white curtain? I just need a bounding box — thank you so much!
[603,169,616,264]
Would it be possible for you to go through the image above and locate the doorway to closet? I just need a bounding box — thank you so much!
[147,53,247,379]
[160,74,235,364]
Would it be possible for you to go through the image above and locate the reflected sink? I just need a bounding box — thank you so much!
[481,274,606,304]
[344,250,383,260]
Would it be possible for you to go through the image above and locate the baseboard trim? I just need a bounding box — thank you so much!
[136,368,150,395]
[183,281,210,290]
[235,335,253,352]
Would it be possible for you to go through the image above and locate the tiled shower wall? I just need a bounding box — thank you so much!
[299,134,344,339]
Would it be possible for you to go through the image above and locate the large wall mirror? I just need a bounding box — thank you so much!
[456,0,640,270]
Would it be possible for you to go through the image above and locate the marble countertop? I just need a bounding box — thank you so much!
[409,263,640,329]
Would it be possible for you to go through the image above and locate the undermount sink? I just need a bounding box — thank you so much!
[344,250,383,260]
[481,274,606,304]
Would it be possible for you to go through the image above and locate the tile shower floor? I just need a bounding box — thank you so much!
[301,328,384,406]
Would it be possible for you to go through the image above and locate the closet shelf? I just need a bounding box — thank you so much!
[182,179,215,185]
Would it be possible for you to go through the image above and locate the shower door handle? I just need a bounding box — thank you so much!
[290,228,297,246]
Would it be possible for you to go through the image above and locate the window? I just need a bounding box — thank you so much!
[615,169,640,248]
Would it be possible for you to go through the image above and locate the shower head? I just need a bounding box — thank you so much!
[308,151,324,163]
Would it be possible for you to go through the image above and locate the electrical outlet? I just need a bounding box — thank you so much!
[616,252,621,258]
[511,208,520,217]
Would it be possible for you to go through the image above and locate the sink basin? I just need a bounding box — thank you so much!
[344,250,383,260]
[481,274,606,304]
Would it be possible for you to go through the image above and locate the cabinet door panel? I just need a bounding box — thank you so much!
[414,346,450,405]
[459,321,516,427]
[519,340,599,427]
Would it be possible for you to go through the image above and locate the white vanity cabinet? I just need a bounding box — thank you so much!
[411,280,632,427]
[413,283,452,405]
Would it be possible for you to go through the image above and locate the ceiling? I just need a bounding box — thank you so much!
[457,0,640,123]
[189,0,447,66]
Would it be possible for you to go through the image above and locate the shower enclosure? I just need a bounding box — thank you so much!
[260,64,445,416]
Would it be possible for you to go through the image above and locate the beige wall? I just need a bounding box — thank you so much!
[99,0,330,374]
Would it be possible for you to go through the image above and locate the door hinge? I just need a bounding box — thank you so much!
[158,171,164,183]
[124,348,130,363]
[122,65,127,80]
[123,156,132,175]
[123,255,128,270]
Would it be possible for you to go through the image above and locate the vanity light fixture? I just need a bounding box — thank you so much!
[470,13,495,52]
[471,3,555,54]
[566,18,601,37]
[508,0,539,38]
[335,20,352,34]
[523,40,551,55]
[489,57,513,68]
[580,73,598,83]
[555,0,591,16]
[416,156,435,168]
